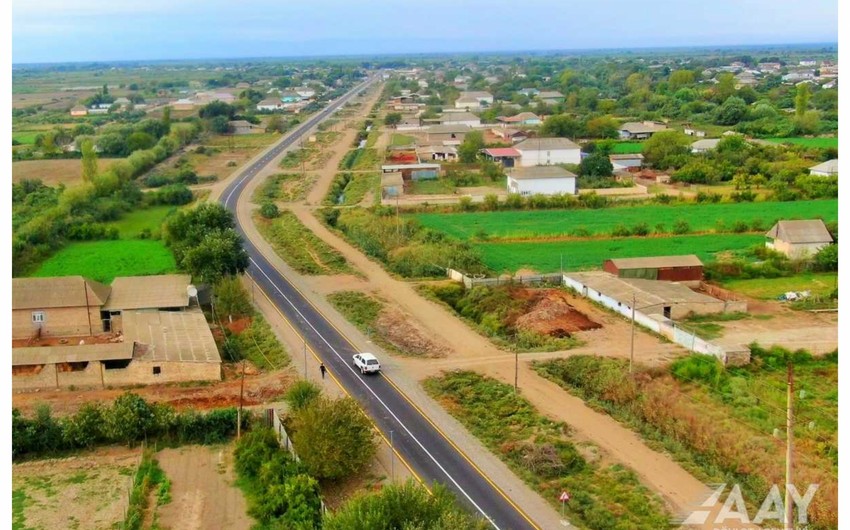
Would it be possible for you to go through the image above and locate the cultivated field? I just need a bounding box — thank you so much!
[476,233,764,273]
[32,239,177,282]
[414,199,838,240]
[766,137,838,149]
[106,205,179,238]
[12,159,122,186]
[13,446,140,530]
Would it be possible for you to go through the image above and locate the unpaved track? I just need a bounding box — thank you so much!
[156,445,253,530]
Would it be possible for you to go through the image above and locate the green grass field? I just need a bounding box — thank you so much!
[32,240,177,283]
[409,179,456,195]
[12,131,41,145]
[390,133,414,146]
[611,141,645,154]
[722,272,838,299]
[476,234,764,273]
[106,205,178,238]
[765,137,838,149]
[414,200,837,240]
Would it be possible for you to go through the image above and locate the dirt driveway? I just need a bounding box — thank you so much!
[156,444,253,530]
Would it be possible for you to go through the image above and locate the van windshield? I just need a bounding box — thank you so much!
[367,359,378,365]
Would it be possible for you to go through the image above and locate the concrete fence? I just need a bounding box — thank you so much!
[562,275,750,365]
[447,268,563,289]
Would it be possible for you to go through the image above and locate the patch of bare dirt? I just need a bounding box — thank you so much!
[375,310,450,357]
[512,288,602,337]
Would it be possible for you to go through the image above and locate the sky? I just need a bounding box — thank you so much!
[12,0,839,63]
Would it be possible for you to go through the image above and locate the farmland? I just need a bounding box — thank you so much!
[12,158,122,187]
[722,272,838,299]
[765,137,838,149]
[106,205,178,238]
[610,141,645,154]
[414,199,837,240]
[32,239,177,282]
[476,234,764,273]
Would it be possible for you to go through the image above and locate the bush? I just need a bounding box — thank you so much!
[672,218,690,234]
[670,354,725,387]
[259,202,280,219]
[631,222,650,236]
[284,381,322,411]
[611,224,631,237]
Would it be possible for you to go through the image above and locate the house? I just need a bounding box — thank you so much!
[514,137,581,167]
[682,123,706,137]
[397,119,424,131]
[759,62,782,73]
[425,124,471,146]
[496,112,542,126]
[537,90,565,104]
[280,90,303,103]
[734,72,758,88]
[618,121,668,140]
[171,98,195,111]
[518,88,539,97]
[765,220,834,258]
[294,86,316,99]
[228,120,258,135]
[609,153,644,169]
[507,166,577,196]
[454,91,493,110]
[809,159,838,177]
[481,147,522,168]
[12,274,221,390]
[257,98,284,111]
[436,112,481,127]
[491,128,528,144]
[691,138,721,153]
[416,145,458,162]
[70,105,88,117]
[603,255,704,285]
[381,172,404,198]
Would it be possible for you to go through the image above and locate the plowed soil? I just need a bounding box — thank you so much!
[511,288,602,337]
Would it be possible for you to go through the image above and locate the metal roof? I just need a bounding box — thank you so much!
[13,277,111,310]
[691,139,721,150]
[103,274,192,311]
[509,166,576,180]
[514,137,580,151]
[482,147,521,157]
[568,271,721,311]
[122,310,221,363]
[765,220,833,244]
[809,159,838,175]
[12,342,135,366]
[609,153,644,160]
[607,255,703,270]
[619,121,668,134]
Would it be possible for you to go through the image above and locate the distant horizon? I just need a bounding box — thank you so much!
[11,41,840,68]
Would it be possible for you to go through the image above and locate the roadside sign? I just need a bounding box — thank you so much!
[559,491,570,503]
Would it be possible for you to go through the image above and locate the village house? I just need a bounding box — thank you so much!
[416,145,458,162]
[491,128,528,144]
[608,153,644,169]
[12,275,221,390]
[481,147,522,168]
[257,98,284,111]
[691,138,721,153]
[425,124,471,145]
[228,120,259,135]
[618,121,668,140]
[809,159,838,177]
[765,219,834,259]
[496,112,542,127]
[434,111,481,127]
[536,90,565,104]
[507,165,577,196]
[454,91,493,110]
[70,104,88,117]
[514,137,581,167]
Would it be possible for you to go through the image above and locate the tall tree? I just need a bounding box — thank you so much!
[81,139,98,182]
[795,82,811,117]
[457,131,484,163]
[161,105,171,130]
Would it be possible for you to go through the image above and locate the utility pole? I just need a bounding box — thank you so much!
[395,194,400,239]
[785,361,795,530]
[237,359,245,439]
[629,291,636,374]
[514,351,519,393]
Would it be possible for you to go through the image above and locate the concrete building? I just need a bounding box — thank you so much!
[416,145,458,162]
[809,159,838,177]
[454,91,493,110]
[257,98,284,111]
[481,147,522,168]
[435,111,481,127]
[618,121,668,140]
[507,166,576,196]
[608,153,644,169]
[496,112,542,126]
[691,138,721,153]
[12,274,220,390]
[514,137,581,167]
[425,124,471,146]
[765,220,834,258]
[603,255,704,285]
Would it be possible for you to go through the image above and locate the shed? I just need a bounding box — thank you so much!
[603,255,704,285]
[765,220,833,258]
[608,153,644,169]
[809,159,838,177]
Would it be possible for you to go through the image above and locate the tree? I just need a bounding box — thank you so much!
[259,202,279,218]
[625,72,650,93]
[795,82,811,117]
[199,101,236,119]
[642,130,691,169]
[715,73,736,101]
[126,131,156,152]
[107,392,155,445]
[290,397,376,480]
[213,276,253,320]
[715,96,748,125]
[210,116,231,134]
[585,116,619,139]
[81,139,98,182]
[579,152,613,178]
[540,114,582,138]
[384,112,402,126]
[162,105,172,130]
[668,70,695,90]
[265,115,285,133]
[457,130,484,163]
[180,229,249,284]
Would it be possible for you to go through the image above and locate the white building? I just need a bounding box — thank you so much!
[436,111,481,127]
[454,91,493,110]
[809,159,838,177]
[765,220,833,259]
[691,138,721,153]
[514,137,581,167]
[507,166,577,196]
[257,98,284,111]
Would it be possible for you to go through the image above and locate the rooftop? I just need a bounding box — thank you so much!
[619,121,669,134]
[609,153,645,160]
[766,220,833,244]
[509,166,576,180]
[607,255,703,270]
[482,147,521,158]
[103,274,192,311]
[691,138,721,150]
[568,271,721,313]
[809,159,838,174]
[13,276,111,310]
[122,310,221,363]
[514,137,580,151]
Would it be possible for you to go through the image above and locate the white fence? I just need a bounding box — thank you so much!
[447,268,563,290]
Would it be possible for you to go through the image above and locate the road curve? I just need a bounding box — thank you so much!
[220,76,539,530]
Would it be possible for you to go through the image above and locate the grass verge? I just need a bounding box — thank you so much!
[255,210,353,275]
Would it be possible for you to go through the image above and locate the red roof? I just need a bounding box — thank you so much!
[482,147,521,158]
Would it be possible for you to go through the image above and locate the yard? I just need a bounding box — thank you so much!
[32,239,178,282]
[105,205,179,238]
[13,446,140,530]
[721,272,838,299]
[413,199,837,241]
[390,133,415,146]
[409,179,456,195]
[12,158,122,187]
[476,233,764,273]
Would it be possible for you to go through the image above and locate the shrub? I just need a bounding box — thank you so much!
[107,393,156,445]
[284,381,322,411]
[259,202,280,219]
[631,222,650,236]
[672,218,690,234]
[670,354,725,387]
[611,224,631,237]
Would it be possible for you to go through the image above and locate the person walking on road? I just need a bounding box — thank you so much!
[320,362,326,380]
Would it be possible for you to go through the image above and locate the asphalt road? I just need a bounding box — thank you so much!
[221,77,538,530]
